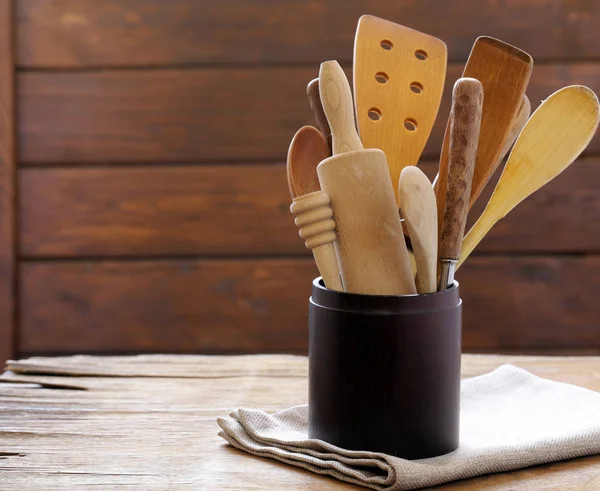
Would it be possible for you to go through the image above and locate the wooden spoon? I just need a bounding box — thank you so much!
[458,85,600,268]
[286,125,329,198]
[434,37,533,238]
[306,79,332,154]
[287,126,343,291]
[398,166,437,294]
[354,14,447,204]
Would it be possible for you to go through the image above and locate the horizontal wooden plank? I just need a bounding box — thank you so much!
[19,157,600,257]
[18,63,600,164]
[19,257,600,354]
[15,0,600,67]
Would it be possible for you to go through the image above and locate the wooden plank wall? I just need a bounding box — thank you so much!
[8,0,600,358]
[0,0,16,362]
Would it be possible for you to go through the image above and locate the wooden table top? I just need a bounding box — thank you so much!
[1,354,600,490]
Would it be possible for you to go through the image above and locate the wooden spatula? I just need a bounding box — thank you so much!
[318,60,416,295]
[354,15,447,203]
[458,85,600,268]
[398,166,437,294]
[287,126,343,291]
[434,37,533,237]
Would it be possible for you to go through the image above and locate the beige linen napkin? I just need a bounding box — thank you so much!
[217,365,600,490]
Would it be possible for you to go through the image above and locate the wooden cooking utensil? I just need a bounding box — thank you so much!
[290,192,343,291]
[354,14,447,203]
[434,37,533,236]
[398,166,437,294]
[319,61,363,154]
[438,78,483,290]
[458,85,600,268]
[307,79,332,154]
[286,125,329,198]
[318,60,416,295]
[287,126,342,291]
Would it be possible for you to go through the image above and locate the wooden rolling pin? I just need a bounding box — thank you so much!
[317,60,416,295]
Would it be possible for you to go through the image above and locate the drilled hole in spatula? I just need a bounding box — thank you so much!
[368,108,382,121]
[375,72,389,84]
[414,49,428,60]
[404,118,417,131]
[410,82,423,94]
[380,40,394,50]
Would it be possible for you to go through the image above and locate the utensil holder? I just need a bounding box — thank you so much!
[308,277,462,459]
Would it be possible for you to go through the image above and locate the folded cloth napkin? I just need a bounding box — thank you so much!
[217,365,600,490]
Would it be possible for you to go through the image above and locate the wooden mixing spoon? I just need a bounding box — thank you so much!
[458,85,600,268]
[287,126,343,291]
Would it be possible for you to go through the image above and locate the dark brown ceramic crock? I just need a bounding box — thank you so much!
[308,277,461,459]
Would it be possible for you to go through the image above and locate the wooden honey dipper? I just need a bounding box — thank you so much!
[317,60,416,295]
[287,126,343,291]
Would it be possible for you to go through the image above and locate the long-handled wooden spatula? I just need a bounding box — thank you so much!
[354,15,447,204]
[434,37,533,237]
[458,85,600,268]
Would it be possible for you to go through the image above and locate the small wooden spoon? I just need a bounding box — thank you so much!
[434,37,533,238]
[398,166,437,294]
[287,126,342,291]
[458,85,600,268]
[286,126,329,198]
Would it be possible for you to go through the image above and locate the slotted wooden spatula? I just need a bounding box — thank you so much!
[434,37,533,237]
[354,15,447,204]
[458,85,600,268]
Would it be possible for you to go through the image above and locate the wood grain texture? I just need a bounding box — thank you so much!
[0,0,15,364]
[1,355,600,489]
[17,64,600,165]
[317,149,416,295]
[289,191,342,291]
[460,85,600,268]
[306,79,331,153]
[318,61,362,155]
[440,78,482,261]
[397,166,437,294]
[286,125,328,198]
[18,158,600,257]
[18,257,600,354]
[15,0,600,67]
[354,14,447,203]
[435,38,532,240]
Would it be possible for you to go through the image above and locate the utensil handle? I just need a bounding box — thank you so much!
[319,61,363,155]
[290,191,343,291]
[440,78,483,261]
[307,79,332,154]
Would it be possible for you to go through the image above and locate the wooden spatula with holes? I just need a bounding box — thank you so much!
[287,126,343,291]
[354,15,447,204]
[458,85,600,268]
[434,37,533,240]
